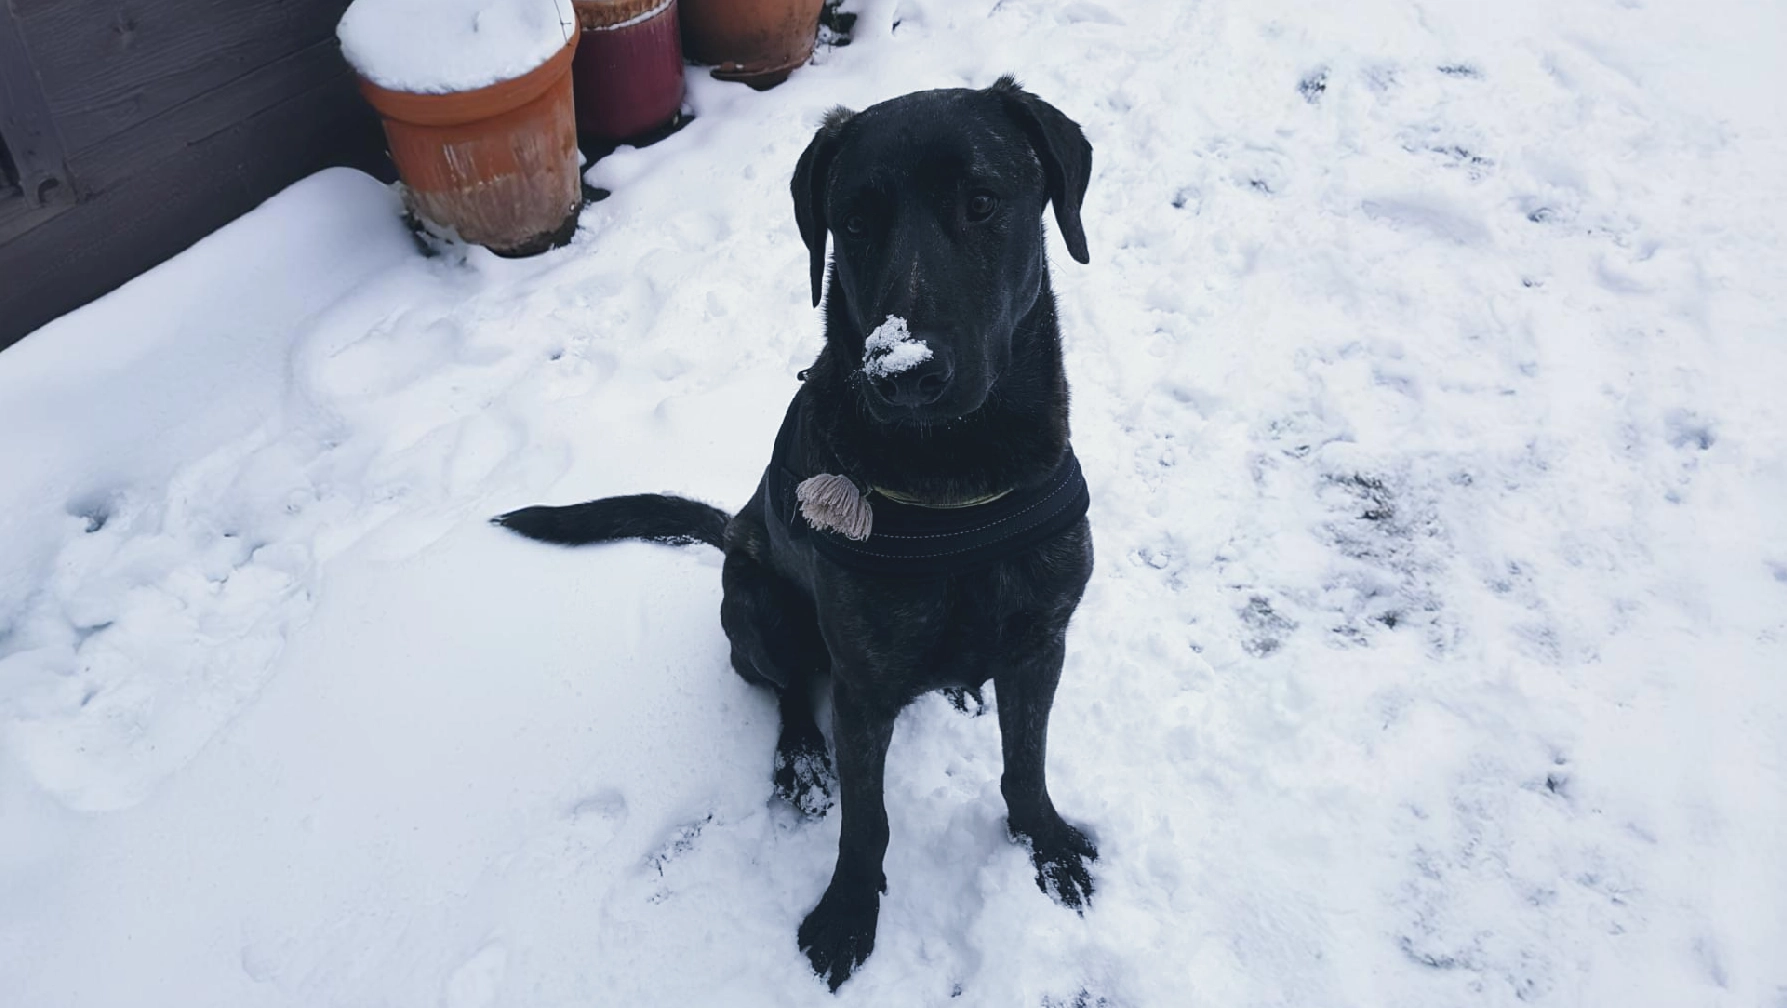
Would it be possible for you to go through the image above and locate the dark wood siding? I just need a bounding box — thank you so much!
[0,0,392,349]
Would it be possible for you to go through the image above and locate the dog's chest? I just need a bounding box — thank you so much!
[803,519,1093,692]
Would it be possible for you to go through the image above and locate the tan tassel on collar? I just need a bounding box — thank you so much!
[796,474,873,541]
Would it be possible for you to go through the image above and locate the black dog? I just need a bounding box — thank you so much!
[496,77,1097,991]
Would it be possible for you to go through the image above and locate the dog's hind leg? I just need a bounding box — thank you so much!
[942,684,987,716]
[720,523,834,817]
[770,678,834,818]
[994,636,1098,910]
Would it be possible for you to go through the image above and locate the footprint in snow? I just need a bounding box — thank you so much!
[443,940,507,1008]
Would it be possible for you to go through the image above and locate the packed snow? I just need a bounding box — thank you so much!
[4,0,1786,1005]
[338,0,576,94]
[862,314,932,378]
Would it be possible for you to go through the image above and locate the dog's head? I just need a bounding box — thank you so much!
[793,77,1092,425]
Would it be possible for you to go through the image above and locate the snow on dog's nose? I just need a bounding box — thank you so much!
[863,316,953,407]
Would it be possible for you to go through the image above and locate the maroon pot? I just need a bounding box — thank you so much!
[572,0,685,143]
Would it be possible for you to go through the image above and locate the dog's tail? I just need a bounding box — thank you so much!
[492,494,729,549]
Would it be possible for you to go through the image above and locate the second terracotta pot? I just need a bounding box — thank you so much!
[679,0,823,89]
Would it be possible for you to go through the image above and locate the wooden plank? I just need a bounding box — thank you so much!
[0,185,74,245]
[20,0,352,157]
[0,70,387,349]
[11,0,108,17]
[67,38,360,197]
[0,41,355,245]
[0,2,77,204]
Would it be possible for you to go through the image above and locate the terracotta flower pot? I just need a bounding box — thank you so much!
[572,0,685,143]
[679,0,824,89]
[357,34,583,257]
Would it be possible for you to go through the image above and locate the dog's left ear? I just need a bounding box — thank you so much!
[792,106,855,307]
[991,76,1093,264]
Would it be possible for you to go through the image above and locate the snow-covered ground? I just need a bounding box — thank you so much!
[3,0,1785,1004]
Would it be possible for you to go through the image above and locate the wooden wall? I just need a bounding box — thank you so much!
[0,0,392,349]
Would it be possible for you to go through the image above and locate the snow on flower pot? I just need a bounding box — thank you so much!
[679,0,824,90]
[339,0,584,256]
[572,0,685,144]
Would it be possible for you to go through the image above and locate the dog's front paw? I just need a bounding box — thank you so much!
[773,739,836,819]
[798,883,880,992]
[1015,822,1098,911]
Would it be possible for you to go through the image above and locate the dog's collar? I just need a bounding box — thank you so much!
[766,389,1090,578]
[870,486,1013,508]
[790,370,1019,511]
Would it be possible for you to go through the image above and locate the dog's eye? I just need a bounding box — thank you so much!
[843,214,868,237]
[966,192,998,222]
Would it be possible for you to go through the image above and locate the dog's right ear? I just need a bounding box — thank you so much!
[990,76,1093,265]
[792,107,855,307]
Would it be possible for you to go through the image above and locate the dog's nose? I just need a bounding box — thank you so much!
[871,354,954,407]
